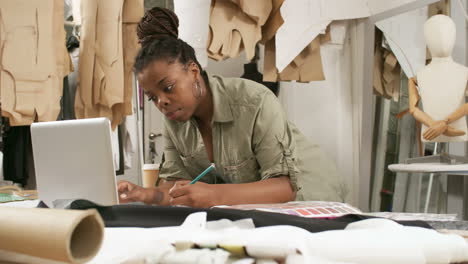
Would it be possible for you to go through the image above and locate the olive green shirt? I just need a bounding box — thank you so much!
[159,73,342,201]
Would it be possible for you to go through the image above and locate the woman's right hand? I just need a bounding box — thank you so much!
[117,180,155,204]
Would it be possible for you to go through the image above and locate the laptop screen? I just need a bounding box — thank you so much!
[31,118,118,207]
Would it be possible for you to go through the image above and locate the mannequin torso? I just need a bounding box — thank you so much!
[417,58,468,142]
[408,14,468,143]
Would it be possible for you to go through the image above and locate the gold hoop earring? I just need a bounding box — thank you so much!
[197,80,203,98]
[193,80,202,99]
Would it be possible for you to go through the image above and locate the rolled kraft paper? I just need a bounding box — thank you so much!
[0,208,104,263]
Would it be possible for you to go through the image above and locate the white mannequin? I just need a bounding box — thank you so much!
[409,15,468,143]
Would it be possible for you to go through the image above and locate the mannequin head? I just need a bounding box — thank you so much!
[424,15,456,58]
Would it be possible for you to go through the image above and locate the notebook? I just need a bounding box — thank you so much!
[31,118,119,207]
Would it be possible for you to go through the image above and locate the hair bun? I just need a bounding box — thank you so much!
[137,7,179,46]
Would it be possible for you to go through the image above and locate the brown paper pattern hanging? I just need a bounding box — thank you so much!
[77,0,142,130]
[229,0,272,26]
[261,0,285,44]
[373,30,401,101]
[0,0,69,126]
[263,36,326,83]
[208,0,262,61]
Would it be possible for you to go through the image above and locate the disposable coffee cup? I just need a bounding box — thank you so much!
[142,164,160,188]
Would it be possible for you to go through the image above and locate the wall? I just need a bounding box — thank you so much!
[278,22,358,204]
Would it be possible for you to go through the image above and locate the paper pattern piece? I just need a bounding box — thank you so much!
[275,0,369,72]
[0,208,104,264]
[373,31,401,100]
[76,0,143,130]
[208,0,263,61]
[121,0,144,118]
[0,0,71,126]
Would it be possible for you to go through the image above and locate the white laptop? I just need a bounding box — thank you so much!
[31,118,118,207]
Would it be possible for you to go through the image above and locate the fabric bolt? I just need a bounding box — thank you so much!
[159,73,341,201]
[208,0,262,61]
[0,0,68,126]
[64,200,433,231]
[3,126,33,187]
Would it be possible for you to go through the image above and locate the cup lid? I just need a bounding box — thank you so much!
[143,164,160,170]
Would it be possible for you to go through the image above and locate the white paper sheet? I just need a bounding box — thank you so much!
[308,218,468,264]
[111,128,120,171]
[72,0,81,25]
[87,213,468,263]
[375,7,428,78]
[322,0,371,20]
[174,0,211,68]
[275,0,369,72]
[0,199,41,208]
[367,0,434,17]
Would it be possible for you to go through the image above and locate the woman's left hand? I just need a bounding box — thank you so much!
[168,181,221,208]
[423,120,448,140]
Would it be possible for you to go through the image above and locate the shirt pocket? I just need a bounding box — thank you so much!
[223,156,260,183]
[179,153,199,179]
[179,147,211,181]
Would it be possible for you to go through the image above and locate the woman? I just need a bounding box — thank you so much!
[118,7,343,208]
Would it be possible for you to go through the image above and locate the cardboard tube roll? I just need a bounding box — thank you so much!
[0,208,104,264]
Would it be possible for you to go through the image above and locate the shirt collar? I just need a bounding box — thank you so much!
[206,72,234,123]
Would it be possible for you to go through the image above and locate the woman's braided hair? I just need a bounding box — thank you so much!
[133,7,202,74]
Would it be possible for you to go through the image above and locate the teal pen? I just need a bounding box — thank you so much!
[190,163,216,184]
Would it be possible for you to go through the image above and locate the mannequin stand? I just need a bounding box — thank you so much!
[404,143,468,213]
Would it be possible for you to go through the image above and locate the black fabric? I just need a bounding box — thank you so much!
[66,200,432,232]
[3,126,34,187]
[66,35,80,51]
[58,76,76,120]
[241,63,279,96]
[58,47,79,121]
